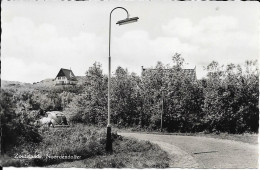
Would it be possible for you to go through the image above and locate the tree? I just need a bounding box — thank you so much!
[65,62,108,126]
[111,67,140,127]
[202,60,259,133]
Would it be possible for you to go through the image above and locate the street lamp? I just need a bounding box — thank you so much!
[161,89,166,132]
[116,17,139,25]
[106,7,139,152]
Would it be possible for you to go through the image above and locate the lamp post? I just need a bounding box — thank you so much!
[106,7,139,152]
[161,89,166,132]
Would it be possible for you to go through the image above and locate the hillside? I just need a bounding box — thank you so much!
[1,76,86,91]
[33,78,55,87]
[1,80,32,88]
[35,76,86,86]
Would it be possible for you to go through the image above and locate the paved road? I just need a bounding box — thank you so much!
[119,132,258,169]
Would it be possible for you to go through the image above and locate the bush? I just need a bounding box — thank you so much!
[0,90,42,153]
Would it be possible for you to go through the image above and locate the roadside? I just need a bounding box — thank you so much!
[2,125,169,168]
[115,128,258,145]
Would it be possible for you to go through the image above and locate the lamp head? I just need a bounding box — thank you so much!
[116,17,139,25]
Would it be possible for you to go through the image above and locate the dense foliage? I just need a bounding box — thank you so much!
[0,90,42,153]
[65,57,258,134]
[1,56,259,141]
[0,83,80,153]
[202,60,259,133]
[65,62,108,125]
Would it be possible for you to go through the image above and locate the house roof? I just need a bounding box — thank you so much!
[141,67,197,81]
[55,68,77,81]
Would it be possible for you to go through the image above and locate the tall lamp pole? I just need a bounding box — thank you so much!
[106,7,139,152]
[161,89,166,132]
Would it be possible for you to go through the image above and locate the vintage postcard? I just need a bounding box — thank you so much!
[1,0,259,169]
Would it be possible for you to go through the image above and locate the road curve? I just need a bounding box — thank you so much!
[119,132,258,169]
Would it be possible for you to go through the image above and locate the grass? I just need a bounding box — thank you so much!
[195,132,258,144]
[1,124,169,168]
[49,136,169,168]
[115,127,258,145]
[155,132,258,145]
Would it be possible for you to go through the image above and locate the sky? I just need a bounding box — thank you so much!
[1,0,259,83]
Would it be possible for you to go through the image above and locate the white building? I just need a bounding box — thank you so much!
[55,68,77,85]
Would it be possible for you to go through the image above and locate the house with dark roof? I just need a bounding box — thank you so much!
[55,68,77,85]
[141,66,197,81]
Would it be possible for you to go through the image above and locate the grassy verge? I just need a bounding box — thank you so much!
[194,132,258,144]
[1,124,169,168]
[49,136,169,168]
[115,127,258,145]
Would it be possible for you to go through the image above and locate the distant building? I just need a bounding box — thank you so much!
[141,66,197,81]
[181,68,197,81]
[55,68,77,85]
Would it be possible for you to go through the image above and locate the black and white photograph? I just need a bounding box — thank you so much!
[0,0,259,169]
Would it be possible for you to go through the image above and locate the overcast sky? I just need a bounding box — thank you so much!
[1,0,259,83]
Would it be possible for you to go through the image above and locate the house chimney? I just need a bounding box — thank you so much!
[141,66,146,72]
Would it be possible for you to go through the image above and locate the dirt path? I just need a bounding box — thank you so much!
[119,132,258,169]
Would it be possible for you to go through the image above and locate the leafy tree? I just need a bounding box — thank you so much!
[65,62,107,126]
[111,67,140,127]
[202,60,259,133]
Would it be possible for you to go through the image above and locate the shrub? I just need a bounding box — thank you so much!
[0,90,42,154]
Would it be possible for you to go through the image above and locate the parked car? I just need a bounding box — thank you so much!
[35,111,69,128]
[46,111,69,126]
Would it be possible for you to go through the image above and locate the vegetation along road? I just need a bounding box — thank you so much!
[119,132,258,169]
